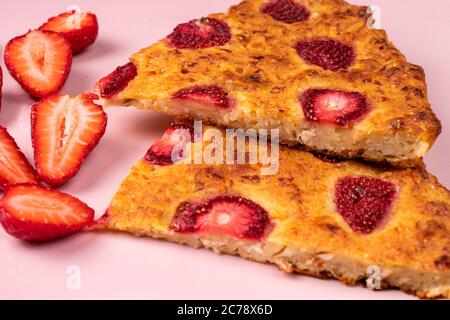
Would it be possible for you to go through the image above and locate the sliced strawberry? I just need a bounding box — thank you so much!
[0,126,39,190]
[95,62,137,98]
[40,10,99,54]
[96,210,111,225]
[300,89,369,126]
[145,139,178,166]
[261,0,310,24]
[171,195,273,240]
[0,184,94,241]
[4,30,72,98]
[296,39,355,71]
[167,18,232,49]
[144,124,195,166]
[335,177,397,234]
[31,93,107,187]
[172,85,231,109]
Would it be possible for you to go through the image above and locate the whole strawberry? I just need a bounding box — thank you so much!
[40,10,99,54]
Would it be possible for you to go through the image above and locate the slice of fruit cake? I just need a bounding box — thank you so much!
[95,0,441,165]
[97,121,450,299]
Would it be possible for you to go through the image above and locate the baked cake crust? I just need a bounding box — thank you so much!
[98,122,450,299]
[97,0,441,164]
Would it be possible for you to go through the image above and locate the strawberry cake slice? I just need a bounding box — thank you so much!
[95,0,441,165]
[98,122,450,299]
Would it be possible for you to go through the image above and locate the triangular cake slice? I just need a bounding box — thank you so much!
[97,121,450,299]
[95,0,441,165]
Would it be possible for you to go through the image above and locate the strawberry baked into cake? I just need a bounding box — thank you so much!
[96,0,441,165]
[98,122,450,299]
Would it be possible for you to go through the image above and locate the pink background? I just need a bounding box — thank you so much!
[0,0,449,300]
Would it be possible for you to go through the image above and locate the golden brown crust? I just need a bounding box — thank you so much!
[100,122,450,299]
[101,0,441,164]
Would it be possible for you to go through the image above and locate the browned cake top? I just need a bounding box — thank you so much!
[101,0,441,158]
[103,122,450,277]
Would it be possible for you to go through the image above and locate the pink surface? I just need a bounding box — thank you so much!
[0,0,449,300]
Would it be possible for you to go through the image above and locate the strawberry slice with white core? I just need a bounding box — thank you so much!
[172,195,272,240]
[300,89,369,126]
[0,184,94,241]
[31,93,107,187]
[4,30,72,98]
[40,11,99,54]
[144,124,195,166]
[0,126,39,190]
[196,199,262,238]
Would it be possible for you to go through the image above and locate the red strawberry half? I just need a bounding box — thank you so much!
[31,93,107,187]
[40,10,99,54]
[300,89,369,126]
[171,195,273,240]
[335,177,397,234]
[296,39,355,71]
[172,85,232,109]
[0,126,39,190]
[95,62,137,98]
[144,124,195,166]
[261,0,310,24]
[4,30,72,98]
[0,184,94,241]
[167,18,232,49]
